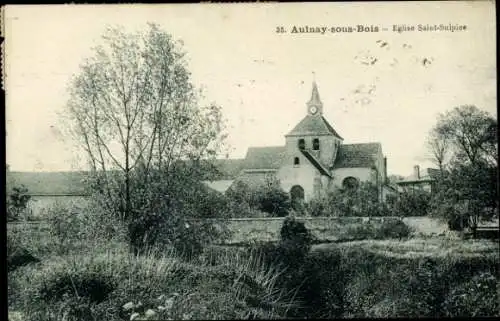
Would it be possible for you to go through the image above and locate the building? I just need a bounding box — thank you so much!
[395,165,440,194]
[8,82,392,216]
[208,81,390,205]
[6,171,89,218]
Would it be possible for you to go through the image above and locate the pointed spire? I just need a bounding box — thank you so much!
[308,81,322,106]
[307,79,323,115]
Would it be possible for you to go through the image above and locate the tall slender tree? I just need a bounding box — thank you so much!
[63,23,227,223]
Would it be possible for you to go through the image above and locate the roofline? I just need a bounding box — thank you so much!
[242,169,278,173]
[285,133,343,138]
[300,150,332,178]
[396,179,434,185]
[28,193,90,197]
[332,166,375,170]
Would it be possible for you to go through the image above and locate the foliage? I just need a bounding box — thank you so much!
[63,23,228,253]
[45,202,85,254]
[431,105,497,167]
[389,189,431,217]
[441,271,499,317]
[429,160,498,232]
[7,185,32,222]
[307,182,389,217]
[11,248,294,320]
[7,233,40,272]
[426,105,498,236]
[253,177,292,217]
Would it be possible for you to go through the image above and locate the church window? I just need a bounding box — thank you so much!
[313,138,320,150]
[294,157,300,166]
[298,139,305,150]
[343,176,359,190]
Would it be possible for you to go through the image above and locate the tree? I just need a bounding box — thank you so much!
[63,24,227,252]
[254,177,291,217]
[426,105,498,237]
[7,185,31,221]
[429,160,497,236]
[433,105,497,167]
[426,126,450,173]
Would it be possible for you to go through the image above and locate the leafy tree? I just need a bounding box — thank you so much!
[254,177,291,217]
[63,24,228,253]
[430,160,497,235]
[432,105,497,167]
[308,182,389,217]
[426,105,498,236]
[388,189,431,217]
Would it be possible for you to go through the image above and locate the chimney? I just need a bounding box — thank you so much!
[384,157,387,184]
[414,165,420,179]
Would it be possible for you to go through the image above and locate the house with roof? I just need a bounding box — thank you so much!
[6,171,90,218]
[8,82,394,216]
[207,81,391,205]
[395,165,440,194]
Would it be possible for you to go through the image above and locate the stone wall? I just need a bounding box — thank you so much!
[198,216,449,245]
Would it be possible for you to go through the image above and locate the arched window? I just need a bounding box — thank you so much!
[294,157,300,166]
[313,138,320,150]
[343,176,359,190]
[298,139,305,150]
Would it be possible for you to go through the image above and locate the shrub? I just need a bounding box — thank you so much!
[14,248,293,320]
[45,202,84,254]
[7,185,32,222]
[254,186,291,217]
[441,271,499,317]
[307,182,391,217]
[85,167,231,256]
[389,190,431,217]
[376,219,413,240]
[7,233,40,272]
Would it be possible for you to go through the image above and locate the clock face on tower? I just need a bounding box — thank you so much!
[309,106,318,114]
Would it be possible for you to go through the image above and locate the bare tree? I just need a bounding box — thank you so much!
[426,127,450,173]
[63,24,227,221]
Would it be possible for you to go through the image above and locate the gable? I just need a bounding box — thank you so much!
[333,143,381,169]
[286,115,343,139]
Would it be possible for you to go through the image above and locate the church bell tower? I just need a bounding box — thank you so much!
[306,81,323,116]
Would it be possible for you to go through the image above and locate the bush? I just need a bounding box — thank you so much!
[254,185,291,217]
[7,233,40,272]
[13,248,293,320]
[7,185,32,222]
[45,202,85,254]
[376,219,413,239]
[85,167,231,256]
[307,182,391,217]
[343,219,412,241]
[389,190,431,217]
[441,271,499,317]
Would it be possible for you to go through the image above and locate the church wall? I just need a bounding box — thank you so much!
[331,167,374,189]
[277,158,319,202]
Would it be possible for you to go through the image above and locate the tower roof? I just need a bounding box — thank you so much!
[307,81,323,108]
[286,115,343,139]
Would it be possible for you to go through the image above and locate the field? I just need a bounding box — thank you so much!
[7,218,500,320]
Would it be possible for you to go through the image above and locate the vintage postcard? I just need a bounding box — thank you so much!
[4,2,498,320]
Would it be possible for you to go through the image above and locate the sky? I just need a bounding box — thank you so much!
[4,1,497,176]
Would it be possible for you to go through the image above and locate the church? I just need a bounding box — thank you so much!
[205,81,391,205]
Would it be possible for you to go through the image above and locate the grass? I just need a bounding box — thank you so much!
[8,217,500,319]
[313,237,499,259]
[8,234,296,320]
